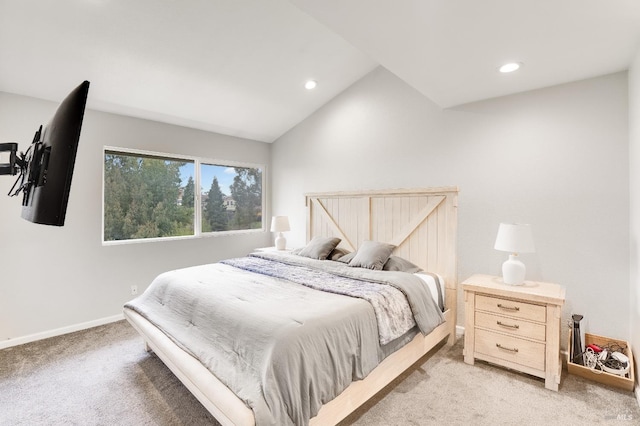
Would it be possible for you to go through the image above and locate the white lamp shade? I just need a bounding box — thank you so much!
[270,216,290,233]
[494,223,535,254]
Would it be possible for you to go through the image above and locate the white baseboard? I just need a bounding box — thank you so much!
[635,384,640,408]
[0,313,125,350]
[455,324,465,337]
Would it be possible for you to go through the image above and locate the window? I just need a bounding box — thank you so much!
[103,148,264,243]
[200,163,263,233]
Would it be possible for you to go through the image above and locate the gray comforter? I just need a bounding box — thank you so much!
[124,252,443,426]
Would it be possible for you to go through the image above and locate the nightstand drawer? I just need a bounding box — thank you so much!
[476,294,546,322]
[475,329,546,371]
[475,311,546,341]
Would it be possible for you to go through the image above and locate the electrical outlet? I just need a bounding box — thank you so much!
[131,285,138,295]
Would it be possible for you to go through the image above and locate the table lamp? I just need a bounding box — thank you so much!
[270,216,290,250]
[494,223,535,285]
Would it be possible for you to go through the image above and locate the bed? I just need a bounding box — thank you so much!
[123,187,458,425]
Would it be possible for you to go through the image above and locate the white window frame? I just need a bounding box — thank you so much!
[102,146,266,246]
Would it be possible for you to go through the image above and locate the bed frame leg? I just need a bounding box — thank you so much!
[446,320,457,346]
[144,340,152,353]
[446,332,456,346]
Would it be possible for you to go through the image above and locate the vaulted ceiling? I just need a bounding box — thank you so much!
[1,1,639,143]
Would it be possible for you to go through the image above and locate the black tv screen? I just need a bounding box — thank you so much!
[20,81,90,226]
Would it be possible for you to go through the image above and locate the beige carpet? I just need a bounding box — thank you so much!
[1,320,638,425]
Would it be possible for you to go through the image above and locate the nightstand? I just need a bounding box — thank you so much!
[462,274,566,391]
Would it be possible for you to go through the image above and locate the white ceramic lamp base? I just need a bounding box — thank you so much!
[275,233,286,250]
[502,254,526,285]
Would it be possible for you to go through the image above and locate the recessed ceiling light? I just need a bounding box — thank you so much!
[499,62,522,73]
[304,80,317,90]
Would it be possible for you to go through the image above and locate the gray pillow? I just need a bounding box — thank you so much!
[348,241,395,270]
[327,247,351,261]
[297,236,341,260]
[336,251,356,263]
[383,255,423,273]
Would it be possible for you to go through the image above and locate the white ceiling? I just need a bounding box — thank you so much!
[1,1,640,143]
[0,0,376,142]
[293,0,640,108]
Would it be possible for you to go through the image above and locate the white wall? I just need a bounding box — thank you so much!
[2,67,632,358]
[272,67,630,341]
[629,47,640,394]
[0,91,271,343]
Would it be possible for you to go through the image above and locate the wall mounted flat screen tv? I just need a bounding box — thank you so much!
[3,81,90,226]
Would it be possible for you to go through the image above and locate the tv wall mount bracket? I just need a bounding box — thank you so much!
[0,142,19,176]
[1,132,38,199]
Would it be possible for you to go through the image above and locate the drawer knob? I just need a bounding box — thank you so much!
[496,321,520,329]
[497,303,520,312]
[496,343,519,353]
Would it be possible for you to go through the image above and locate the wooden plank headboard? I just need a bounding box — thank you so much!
[305,187,459,313]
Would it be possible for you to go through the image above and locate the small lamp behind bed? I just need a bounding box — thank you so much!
[494,223,535,285]
[271,216,290,250]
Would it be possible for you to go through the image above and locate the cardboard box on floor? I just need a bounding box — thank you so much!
[567,330,635,392]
